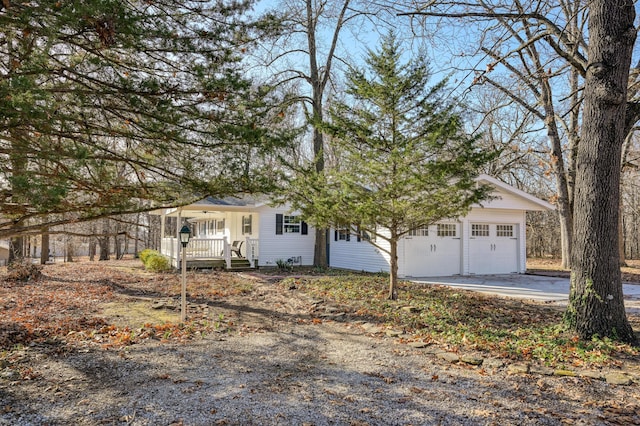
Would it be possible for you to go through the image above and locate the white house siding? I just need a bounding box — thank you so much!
[477,186,548,211]
[228,212,259,244]
[329,228,391,273]
[256,206,315,267]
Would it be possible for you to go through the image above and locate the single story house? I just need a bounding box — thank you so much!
[152,174,554,276]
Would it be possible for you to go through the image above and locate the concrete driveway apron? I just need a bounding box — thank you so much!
[410,274,640,313]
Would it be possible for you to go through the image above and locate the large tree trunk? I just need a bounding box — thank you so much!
[541,78,573,268]
[565,0,637,344]
[65,239,74,262]
[40,230,49,265]
[99,218,110,261]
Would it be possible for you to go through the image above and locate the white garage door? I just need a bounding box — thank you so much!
[403,223,461,276]
[469,224,519,274]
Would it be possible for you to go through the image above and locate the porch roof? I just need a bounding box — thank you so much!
[151,195,268,218]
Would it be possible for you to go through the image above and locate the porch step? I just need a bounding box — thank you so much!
[183,258,255,270]
[227,259,253,270]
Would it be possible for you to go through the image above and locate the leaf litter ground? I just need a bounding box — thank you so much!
[1,259,639,425]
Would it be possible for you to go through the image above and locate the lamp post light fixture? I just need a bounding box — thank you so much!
[179,224,191,322]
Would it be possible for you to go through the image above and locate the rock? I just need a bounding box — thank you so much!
[578,370,603,380]
[1,370,19,380]
[553,369,576,377]
[530,365,554,376]
[460,355,484,366]
[437,352,460,363]
[385,329,402,337]
[507,364,530,374]
[605,372,633,386]
[400,306,420,313]
[408,341,431,349]
[424,346,445,355]
[483,358,505,369]
[360,323,381,334]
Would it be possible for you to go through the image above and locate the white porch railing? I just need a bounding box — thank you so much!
[161,237,179,266]
[186,238,226,258]
[160,237,258,269]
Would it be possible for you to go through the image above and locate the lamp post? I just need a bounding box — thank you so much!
[179,224,191,322]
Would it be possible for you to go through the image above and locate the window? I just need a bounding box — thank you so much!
[357,225,375,242]
[216,219,225,233]
[276,214,308,235]
[284,215,301,233]
[408,226,429,237]
[496,224,513,237]
[335,225,350,241]
[242,215,252,235]
[437,223,457,237]
[471,224,489,237]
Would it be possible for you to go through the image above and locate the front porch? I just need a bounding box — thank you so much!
[161,236,259,270]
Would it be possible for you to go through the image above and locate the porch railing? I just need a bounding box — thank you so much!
[160,237,258,269]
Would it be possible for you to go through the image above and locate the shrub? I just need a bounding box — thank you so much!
[144,253,170,272]
[276,259,293,272]
[138,249,156,265]
[6,259,43,282]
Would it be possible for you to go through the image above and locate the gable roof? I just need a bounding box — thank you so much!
[475,174,555,211]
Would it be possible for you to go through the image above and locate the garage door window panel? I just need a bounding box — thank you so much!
[496,225,514,237]
[437,224,457,237]
[471,224,489,237]
[408,226,429,237]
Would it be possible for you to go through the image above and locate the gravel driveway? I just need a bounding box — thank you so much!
[1,276,639,425]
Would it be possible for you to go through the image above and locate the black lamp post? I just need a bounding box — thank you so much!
[179,225,191,322]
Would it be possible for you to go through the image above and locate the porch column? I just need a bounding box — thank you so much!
[176,209,182,269]
[223,236,231,269]
[160,210,166,254]
[245,236,254,268]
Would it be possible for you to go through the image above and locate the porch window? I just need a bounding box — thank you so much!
[437,223,457,237]
[216,219,225,233]
[242,215,252,235]
[496,224,513,237]
[284,215,300,233]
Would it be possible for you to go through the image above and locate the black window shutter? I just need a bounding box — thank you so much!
[241,216,245,235]
[276,214,283,235]
[356,225,361,242]
[334,230,338,241]
[301,221,308,235]
[346,230,350,242]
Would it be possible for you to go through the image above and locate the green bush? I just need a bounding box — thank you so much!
[139,250,170,272]
[138,249,156,264]
[144,253,170,272]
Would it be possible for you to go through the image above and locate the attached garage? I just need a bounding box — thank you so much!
[329,174,555,277]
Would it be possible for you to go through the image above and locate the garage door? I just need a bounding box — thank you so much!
[468,224,519,274]
[404,223,461,276]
